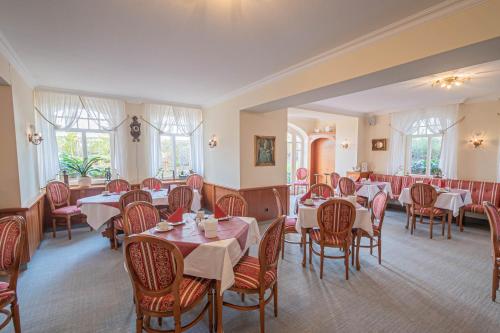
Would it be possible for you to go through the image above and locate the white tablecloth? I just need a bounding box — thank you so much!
[146,215,260,294]
[356,181,393,201]
[398,188,472,217]
[296,199,373,236]
[78,189,202,230]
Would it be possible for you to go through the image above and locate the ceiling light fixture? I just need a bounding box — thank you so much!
[432,76,470,89]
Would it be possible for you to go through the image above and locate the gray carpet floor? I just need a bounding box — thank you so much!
[4,209,500,333]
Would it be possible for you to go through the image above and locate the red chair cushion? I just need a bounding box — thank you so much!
[284,217,297,233]
[310,228,345,246]
[464,204,485,214]
[411,207,447,216]
[53,205,81,215]
[139,276,210,313]
[233,256,277,290]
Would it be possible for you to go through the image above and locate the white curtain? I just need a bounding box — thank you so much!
[388,104,459,178]
[145,103,203,177]
[80,96,127,179]
[35,91,84,186]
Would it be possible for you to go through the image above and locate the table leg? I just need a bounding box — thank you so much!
[301,227,307,267]
[356,230,361,271]
[215,280,223,333]
[405,204,410,229]
[447,211,452,240]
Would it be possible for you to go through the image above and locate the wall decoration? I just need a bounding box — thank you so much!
[372,138,387,151]
[130,116,141,142]
[254,135,276,166]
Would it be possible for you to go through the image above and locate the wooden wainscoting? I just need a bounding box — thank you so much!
[202,182,289,222]
[0,192,45,265]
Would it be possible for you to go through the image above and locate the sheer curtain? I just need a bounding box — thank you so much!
[145,103,203,177]
[35,91,84,186]
[388,111,421,175]
[80,96,127,178]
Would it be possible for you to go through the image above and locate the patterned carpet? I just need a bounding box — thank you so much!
[4,209,499,333]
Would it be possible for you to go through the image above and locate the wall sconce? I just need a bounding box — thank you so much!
[469,134,484,148]
[27,125,43,145]
[208,134,218,148]
[340,139,349,149]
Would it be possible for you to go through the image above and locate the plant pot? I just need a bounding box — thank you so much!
[78,176,92,188]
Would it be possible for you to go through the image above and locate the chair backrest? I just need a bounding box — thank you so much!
[168,185,193,213]
[483,201,500,258]
[124,234,183,304]
[338,177,356,197]
[316,199,356,244]
[0,216,26,291]
[141,178,162,190]
[310,183,333,198]
[106,179,131,193]
[216,194,248,217]
[258,215,285,286]
[410,183,437,208]
[371,191,388,229]
[119,190,153,213]
[272,188,284,217]
[186,174,204,192]
[331,172,341,189]
[46,181,70,210]
[123,201,160,236]
[296,168,308,181]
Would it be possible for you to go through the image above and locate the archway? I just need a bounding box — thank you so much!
[309,135,335,185]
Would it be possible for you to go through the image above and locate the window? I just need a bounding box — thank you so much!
[160,135,192,179]
[56,109,112,179]
[406,118,443,176]
[287,125,308,183]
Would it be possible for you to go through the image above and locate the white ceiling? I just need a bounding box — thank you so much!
[0,0,446,106]
[304,59,500,115]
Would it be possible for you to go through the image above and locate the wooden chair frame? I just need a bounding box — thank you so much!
[309,199,356,279]
[309,183,333,198]
[273,189,300,260]
[483,201,500,301]
[223,216,285,333]
[124,234,213,333]
[141,178,163,190]
[105,179,131,193]
[167,186,194,214]
[292,167,309,195]
[216,193,248,217]
[123,201,160,237]
[185,174,204,192]
[0,216,26,333]
[330,172,341,190]
[409,184,447,239]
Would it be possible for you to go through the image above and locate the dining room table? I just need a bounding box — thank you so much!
[296,197,373,270]
[144,213,261,333]
[355,180,393,202]
[398,187,472,238]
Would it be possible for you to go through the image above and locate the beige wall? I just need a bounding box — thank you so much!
[359,101,500,182]
[240,109,287,188]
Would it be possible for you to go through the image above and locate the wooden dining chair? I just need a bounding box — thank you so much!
[273,188,300,260]
[124,201,160,236]
[483,201,500,301]
[409,183,447,239]
[159,186,194,220]
[330,172,341,190]
[124,234,213,333]
[0,216,25,333]
[46,180,87,240]
[112,190,152,249]
[140,178,162,190]
[223,215,285,333]
[309,199,356,279]
[292,167,309,195]
[338,177,368,207]
[310,183,333,198]
[105,179,131,193]
[216,194,248,217]
[352,191,388,269]
[186,174,204,192]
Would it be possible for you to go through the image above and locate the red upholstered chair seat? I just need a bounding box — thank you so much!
[139,276,211,313]
[53,205,81,215]
[310,228,345,246]
[284,217,297,232]
[233,256,277,290]
[411,207,447,216]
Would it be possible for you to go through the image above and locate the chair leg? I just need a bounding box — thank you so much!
[351,238,355,266]
[345,246,349,280]
[273,283,278,317]
[459,208,465,232]
[493,266,498,302]
[259,292,265,333]
[429,215,434,239]
[281,233,285,260]
[67,216,72,240]
[52,218,57,238]
[11,301,21,333]
[369,238,373,255]
[208,288,214,333]
[377,236,382,265]
[241,293,245,302]
[441,215,445,236]
[113,228,118,250]
[136,315,143,333]
[309,238,313,265]
[319,246,324,279]
[405,205,410,229]
[410,214,416,235]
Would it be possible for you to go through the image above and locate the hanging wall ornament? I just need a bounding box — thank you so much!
[130,116,141,142]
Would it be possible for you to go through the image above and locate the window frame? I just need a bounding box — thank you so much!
[405,133,443,177]
[287,126,307,183]
[159,133,193,180]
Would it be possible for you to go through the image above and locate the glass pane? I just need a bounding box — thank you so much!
[295,141,302,169]
[160,136,175,179]
[430,136,442,175]
[410,136,428,175]
[86,132,111,177]
[56,131,84,178]
[175,136,192,178]
[287,132,292,143]
[287,141,292,183]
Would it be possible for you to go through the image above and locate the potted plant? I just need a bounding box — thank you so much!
[60,154,102,188]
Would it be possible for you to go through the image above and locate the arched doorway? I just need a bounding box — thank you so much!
[309,135,335,185]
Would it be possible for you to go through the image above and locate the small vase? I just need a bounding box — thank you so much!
[78,176,92,188]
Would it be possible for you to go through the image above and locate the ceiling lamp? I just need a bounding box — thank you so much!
[433,76,470,89]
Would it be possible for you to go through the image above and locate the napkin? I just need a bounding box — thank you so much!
[214,204,227,219]
[168,207,184,222]
[300,190,312,202]
[154,183,161,191]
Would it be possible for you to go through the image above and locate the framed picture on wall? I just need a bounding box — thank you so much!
[254,135,276,166]
[372,138,387,151]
